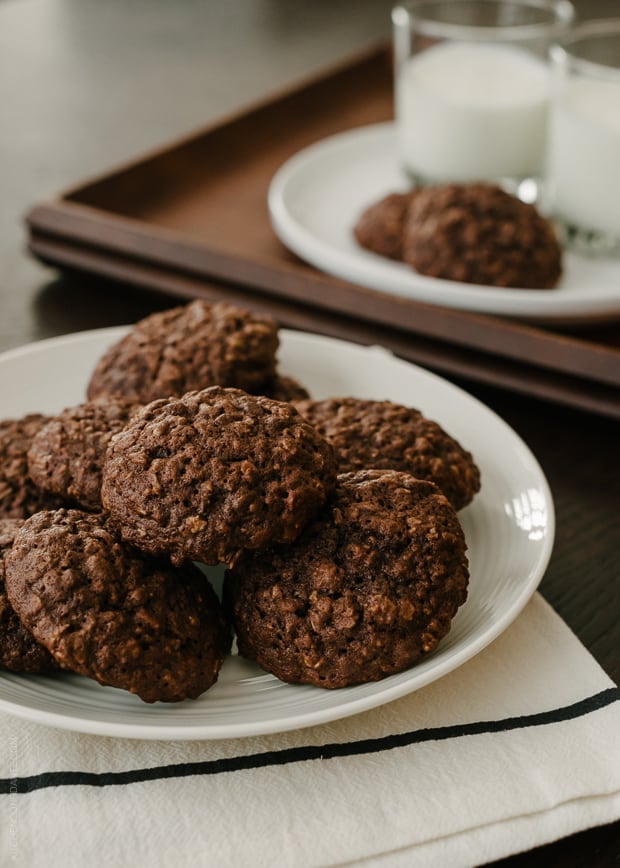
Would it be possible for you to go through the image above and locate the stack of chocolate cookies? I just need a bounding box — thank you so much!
[354,182,563,289]
[0,298,480,701]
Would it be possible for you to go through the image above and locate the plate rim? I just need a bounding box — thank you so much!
[0,326,555,739]
[268,121,620,322]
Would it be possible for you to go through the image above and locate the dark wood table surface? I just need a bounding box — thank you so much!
[1,1,618,864]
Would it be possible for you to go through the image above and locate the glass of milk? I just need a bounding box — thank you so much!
[392,0,574,202]
[545,19,620,254]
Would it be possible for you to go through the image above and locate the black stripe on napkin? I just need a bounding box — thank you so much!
[1,686,617,795]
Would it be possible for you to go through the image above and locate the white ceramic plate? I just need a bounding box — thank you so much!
[268,122,620,322]
[0,327,554,739]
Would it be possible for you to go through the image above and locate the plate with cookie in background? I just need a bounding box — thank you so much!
[268,122,620,323]
[0,300,554,739]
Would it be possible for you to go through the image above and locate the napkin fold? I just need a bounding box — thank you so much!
[1,593,618,868]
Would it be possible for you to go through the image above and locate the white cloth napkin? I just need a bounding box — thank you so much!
[0,593,618,868]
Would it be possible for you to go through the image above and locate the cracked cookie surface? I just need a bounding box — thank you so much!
[101,386,337,566]
[225,469,469,688]
[87,299,280,403]
[294,397,480,510]
[0,518,59,673]
[5,509,231,702]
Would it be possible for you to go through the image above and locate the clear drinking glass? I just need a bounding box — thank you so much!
[545,19,620,254]
[392,0,574,202]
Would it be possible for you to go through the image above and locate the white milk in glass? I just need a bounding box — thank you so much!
[396,40,551,183]
[547,78,620,238]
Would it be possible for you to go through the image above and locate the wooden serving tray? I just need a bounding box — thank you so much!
[26,45,620,419]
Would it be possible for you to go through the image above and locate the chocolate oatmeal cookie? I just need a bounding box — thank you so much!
[401,182,562,288]
[86,299,280,403]
[293,397,480,510]
[0,518,58,672]
[353,191,415,260]
[4,509,231,702]
[28,397,141,512]
[0,414,66,519]
[101,386,337,566]
[225,469,469,688]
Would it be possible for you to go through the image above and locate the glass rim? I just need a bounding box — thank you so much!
[550,18,620,80]
[392,0,574,42]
